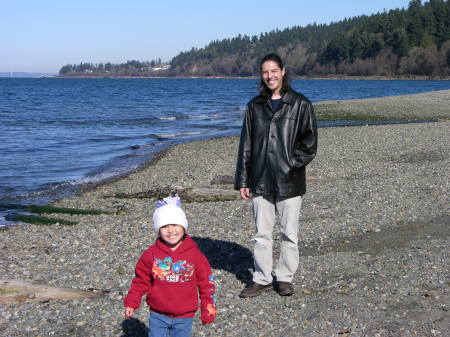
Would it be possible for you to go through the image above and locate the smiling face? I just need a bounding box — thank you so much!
[159,224,185,250]
[261,60,285,98]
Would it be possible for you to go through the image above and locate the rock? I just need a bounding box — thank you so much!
[210,175,234,185]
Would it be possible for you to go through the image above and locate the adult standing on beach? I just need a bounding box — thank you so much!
[235,53,318,297]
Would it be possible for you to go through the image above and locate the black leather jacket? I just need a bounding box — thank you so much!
[234,89,317,197]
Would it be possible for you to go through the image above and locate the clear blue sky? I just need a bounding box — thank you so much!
[1,0,413,73]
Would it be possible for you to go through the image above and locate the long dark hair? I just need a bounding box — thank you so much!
[258,53,290,98]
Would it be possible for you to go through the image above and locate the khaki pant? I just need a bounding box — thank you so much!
[251,194,302,285]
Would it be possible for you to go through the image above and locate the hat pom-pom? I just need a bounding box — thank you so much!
[156,194,182,208]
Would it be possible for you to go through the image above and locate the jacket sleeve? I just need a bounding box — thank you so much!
[291,101,318,168]
[234,103,252,190]
[196,254,217,325]
[123,250,153,309]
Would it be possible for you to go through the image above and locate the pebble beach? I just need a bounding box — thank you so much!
[1,90,449,337]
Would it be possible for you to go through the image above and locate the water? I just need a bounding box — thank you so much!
[1,78,450,226]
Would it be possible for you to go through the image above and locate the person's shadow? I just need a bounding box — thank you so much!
[192,236,253,283]
[121,318,148,337]
[120,238,253,336]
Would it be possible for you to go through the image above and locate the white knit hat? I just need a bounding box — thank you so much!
[152,203,188,232]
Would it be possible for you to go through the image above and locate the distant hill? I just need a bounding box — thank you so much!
[0,72,56,78]
[60,0,450,78]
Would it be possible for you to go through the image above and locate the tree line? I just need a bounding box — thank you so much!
[59,59,167,76]
[60,0,450,77]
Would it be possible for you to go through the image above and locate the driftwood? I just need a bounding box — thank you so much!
[114,187,240,202]
[0,279,103,305]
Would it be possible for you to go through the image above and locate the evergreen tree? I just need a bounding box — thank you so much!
[59,0,450,77]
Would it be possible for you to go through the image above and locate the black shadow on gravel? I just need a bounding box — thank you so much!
[192,236,253,283]
[121,317,148,337]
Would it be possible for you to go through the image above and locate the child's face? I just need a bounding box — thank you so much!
[159,224,185,250]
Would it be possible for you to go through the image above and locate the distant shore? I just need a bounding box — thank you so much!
[55,74,450,80]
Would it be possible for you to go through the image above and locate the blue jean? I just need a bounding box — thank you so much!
[148,312,193,337]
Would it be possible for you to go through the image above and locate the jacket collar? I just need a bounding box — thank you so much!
[255,89,296,105]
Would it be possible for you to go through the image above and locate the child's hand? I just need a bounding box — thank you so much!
[124,307,135,319]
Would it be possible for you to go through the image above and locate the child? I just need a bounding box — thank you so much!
[124,196,217,337]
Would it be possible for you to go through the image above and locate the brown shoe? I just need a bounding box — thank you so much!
[276,281,294,296]
[239,282,273,298]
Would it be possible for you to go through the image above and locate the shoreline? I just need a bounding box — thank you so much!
[54,74,450,80]
[1,91,449,336]
[47,88,450,201]
[3,89,449,227]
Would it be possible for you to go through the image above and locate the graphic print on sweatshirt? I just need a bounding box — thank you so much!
[152,257,194,282]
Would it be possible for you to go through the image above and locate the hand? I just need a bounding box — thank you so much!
[239,188,251,200]
[124,307,135,319]
[201,318,215,325]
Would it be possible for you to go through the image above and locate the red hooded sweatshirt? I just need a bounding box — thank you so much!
[123,235,216,324]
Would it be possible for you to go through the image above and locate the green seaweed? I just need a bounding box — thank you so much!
[27,205,110,215]
[12,215,78,226]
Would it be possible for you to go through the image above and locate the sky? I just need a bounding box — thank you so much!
[1,0,413,73]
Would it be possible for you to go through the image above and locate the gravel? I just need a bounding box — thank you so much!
[1,92,449,337]
[315,89,450,120]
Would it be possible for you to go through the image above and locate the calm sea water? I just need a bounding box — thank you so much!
[1,78,450,226]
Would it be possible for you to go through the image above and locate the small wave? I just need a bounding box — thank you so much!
[30,181,76,193]
[154,131,203,139]
[0,210,25,228]
[74,172,125,185]
[0,181,82,207]
[158,116,177,120]
[127,143,162,152]
[157,114,222,121]
[88,133,157,143]
[0,218,16,229]
[187,114,220,119]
